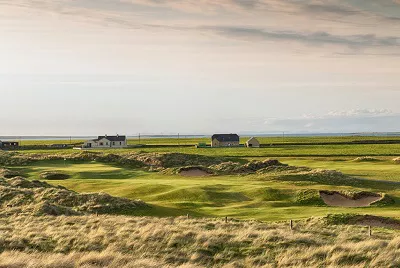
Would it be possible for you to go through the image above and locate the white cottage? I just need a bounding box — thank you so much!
[83,135,127,148]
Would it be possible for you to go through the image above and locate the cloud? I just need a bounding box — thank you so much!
[3,0,400,54]
[327,109,394,117]
[263,109,399,133]
[301,3,359,15]
[206,26,400,48]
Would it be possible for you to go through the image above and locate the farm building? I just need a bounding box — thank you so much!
[246,137,260,148]
[211,134,240,147]
[0,141,19,149]
[83,135,127,149]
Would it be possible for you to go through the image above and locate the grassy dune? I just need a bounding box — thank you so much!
[0,215,399,267]
[9,158,400,221]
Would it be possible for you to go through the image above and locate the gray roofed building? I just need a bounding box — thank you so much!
[211,134,240,147]
[94,135,126,142]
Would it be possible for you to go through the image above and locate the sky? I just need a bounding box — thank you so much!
[1,0,400,135]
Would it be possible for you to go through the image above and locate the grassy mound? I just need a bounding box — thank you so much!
[274,168,363,187]
[1,151,228,170]
[294,189,326,206]
[160,158,287,175]
[129,153,227,168]
[0,151,29,166]
[210,159,287,175]
[0,177,147,216]
[257,165,312,174]
[0,151,146,168]
[40,171,70,180]
[321,190,383,200]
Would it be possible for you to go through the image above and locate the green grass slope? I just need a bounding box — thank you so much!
[7,158,400,221]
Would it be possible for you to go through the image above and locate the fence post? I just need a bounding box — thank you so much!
[187,214,189,220]
[290,220,293,230]
[368,226,372,237]
[225,216,228,223]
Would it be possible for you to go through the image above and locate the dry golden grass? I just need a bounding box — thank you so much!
[0,215,398,267]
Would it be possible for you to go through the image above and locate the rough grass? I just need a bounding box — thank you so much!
[0,215,398,267]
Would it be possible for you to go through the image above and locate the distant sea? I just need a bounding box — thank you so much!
[1,132,400,141]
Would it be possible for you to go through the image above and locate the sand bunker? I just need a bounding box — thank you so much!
[353,156,379,162]
[393,157,400,164]
[0,168,20,179]
[180,168,211,177]
[320,191,383,207]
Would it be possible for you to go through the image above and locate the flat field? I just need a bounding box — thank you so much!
[15,135,400,146]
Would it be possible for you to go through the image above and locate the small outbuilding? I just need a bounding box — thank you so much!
[245,137,260,148]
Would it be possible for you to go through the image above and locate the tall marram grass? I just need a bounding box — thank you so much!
[0,215,398,267]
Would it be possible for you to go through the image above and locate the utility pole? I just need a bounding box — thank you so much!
[178,133,180,147]
[138,133,141,145]
[282,131,285,143]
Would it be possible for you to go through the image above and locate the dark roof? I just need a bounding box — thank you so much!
[0,141,19,145]
[95,135,126,142]
[212,134,239,142]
